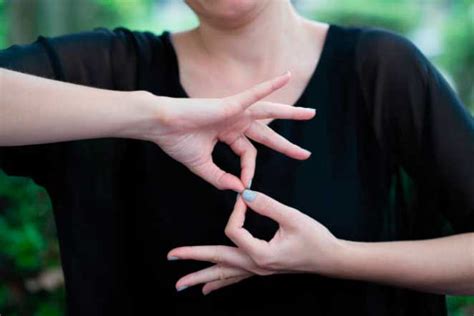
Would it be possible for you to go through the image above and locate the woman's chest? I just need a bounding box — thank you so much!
[130,93,393,249]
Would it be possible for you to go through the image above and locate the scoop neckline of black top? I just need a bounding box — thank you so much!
[161,23,335,129]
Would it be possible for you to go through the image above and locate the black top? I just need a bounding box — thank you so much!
[0,24,473,316]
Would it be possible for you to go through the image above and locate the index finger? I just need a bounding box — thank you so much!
[230,71,291,111]
[224,195,269,259]
[189,158,245,192]
[227,135,256,189]
[167,245,256,268]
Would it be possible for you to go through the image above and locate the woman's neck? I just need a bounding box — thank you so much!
[190,1,304,75]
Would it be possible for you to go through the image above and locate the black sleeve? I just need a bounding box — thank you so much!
[355,28,474,233]
[0,27,146,185]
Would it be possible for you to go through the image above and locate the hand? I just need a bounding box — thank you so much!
[167,190,346,295]
[140,72,316,192]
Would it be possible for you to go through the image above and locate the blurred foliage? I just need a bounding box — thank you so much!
[447,295,474,316]
[0,1,6,45]
[0,1,473,315]
[0,172,65,315]
[312,0,473,111]
[312,0,422,34]
[437,0,474,111]
[90,0,156,30]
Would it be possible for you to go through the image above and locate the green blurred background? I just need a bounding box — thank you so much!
[0,0,473,315]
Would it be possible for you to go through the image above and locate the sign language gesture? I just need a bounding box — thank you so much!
[166,190,342,294]
[146,72,316,192]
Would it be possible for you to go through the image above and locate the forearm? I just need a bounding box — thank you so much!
[331,233,474,295]
[0,68,160,145]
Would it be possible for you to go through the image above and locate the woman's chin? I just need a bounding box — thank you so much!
[186,0,271,28]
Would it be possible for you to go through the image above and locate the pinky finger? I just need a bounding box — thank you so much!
[202,275,252,295]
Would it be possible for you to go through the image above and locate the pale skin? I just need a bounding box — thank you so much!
[1,0,472,299]
[0,67,315,191]
[165,0,474,296]
[168,191,474,295]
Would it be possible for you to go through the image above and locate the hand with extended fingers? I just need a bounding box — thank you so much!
[144,71,316,192]
[167,189,344,295]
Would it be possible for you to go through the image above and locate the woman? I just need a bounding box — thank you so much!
[0,0,472,315]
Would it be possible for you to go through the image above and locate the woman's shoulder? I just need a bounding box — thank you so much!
[87,26,176,92]
[328,23,424,62]
[321,23,431,90]
[335,24,430,77]
[91,26,170,53]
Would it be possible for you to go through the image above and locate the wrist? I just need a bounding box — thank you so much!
[113,90,169,140]
[325,239,370,280]
[313,238,361,278]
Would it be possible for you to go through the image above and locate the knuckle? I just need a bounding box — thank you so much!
[211,251,222,264]
[248,147,257,159]
[285,211,298,223]
[224,98,240,110]
[219,100,240,122]
[286,206,300,218]
[250,87,262,102]
[266,108,276,118]
[250,145,257,154]
[224,225,235,239]
[260,132,270,143]
[223,103,238,118]
[246,107,256,116]
[262,81,273,93]
[216,266,227,280]
[214,172,228,190]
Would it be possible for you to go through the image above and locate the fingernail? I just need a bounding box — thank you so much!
[168,256,180,261]
[302,148,312,157]
[177,285,188,292]
[242,189,256,202]
[247,178,252,189]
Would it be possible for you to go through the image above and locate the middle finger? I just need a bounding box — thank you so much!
[176,264,251,290]
[245,121,311,160]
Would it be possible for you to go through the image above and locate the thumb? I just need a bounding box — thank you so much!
[240,189,297,226]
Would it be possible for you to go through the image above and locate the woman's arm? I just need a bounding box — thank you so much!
[167,190,474,295]
[0,27,144,181]
[1,68,316,191]
[0,27,314,189]
[0,67,157,145]
[338,233,474,295]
